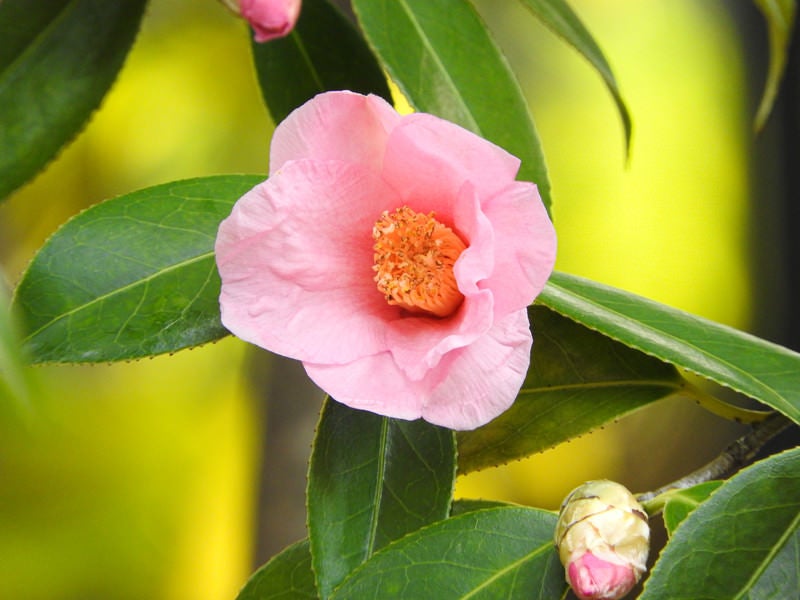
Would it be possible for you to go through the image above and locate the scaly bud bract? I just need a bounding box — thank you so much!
[554,480,650,600]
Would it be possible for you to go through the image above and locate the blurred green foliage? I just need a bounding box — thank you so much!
[0,3,265,599]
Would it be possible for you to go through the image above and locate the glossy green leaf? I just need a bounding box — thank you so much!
[640,447,800,599]
[330,506,566,599]
[658,481,723,537]
[518,0,631,155]
[539,271,800,424]
[250,0,391,126]
[352,0,551,211]
[12,175,263,363]
[0,0,147,200]
[457,305,685,473]
[237,539,317,600]
[307,399,456,599]
[753,0,796,130]
[746,528,800,599]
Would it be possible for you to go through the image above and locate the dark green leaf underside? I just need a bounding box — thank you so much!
[753,0,796,129]
[251,0,391,126]
[450,498,513,516]
[0,0,147,200]
[539,271,800,424]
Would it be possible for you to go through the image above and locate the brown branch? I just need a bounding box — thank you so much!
[637,412,794,506]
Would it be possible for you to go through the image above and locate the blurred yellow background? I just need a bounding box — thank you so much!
[0,1,756,598]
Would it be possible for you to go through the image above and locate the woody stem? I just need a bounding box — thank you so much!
[637,412,794,511]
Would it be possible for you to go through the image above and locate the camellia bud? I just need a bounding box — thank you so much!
[554,480,650,600]
[221,0,302,43]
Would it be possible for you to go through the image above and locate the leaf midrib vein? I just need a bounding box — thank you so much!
[732,508,800,600]
[459,542,552,599]
[394,0,481,134]
[541,280,789,408]
[365,418,390,558]
[23,251,213,342]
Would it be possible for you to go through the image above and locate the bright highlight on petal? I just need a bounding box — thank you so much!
[215,91,557,430]
[373,206,466,318]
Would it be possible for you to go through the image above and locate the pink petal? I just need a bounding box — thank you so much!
[216,91,555,430]
[240,0,302,43]
[421,309,532,429]
[568,552,637,600]
[382,184,496,380]
[374,180,550,383]
[385,290,494,380]
[304,351,429,421]
[380,113,522,220]
[269,91,401,175]
[451,182,495,296]
[304,308,531,430]
[480,181,556,316]
[216,159,403,364]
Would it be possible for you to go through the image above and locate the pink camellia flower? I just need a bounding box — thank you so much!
[238,0,301,42]
[215,91,556,430]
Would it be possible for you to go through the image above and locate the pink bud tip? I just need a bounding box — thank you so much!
[567,551,637,600]
[239,0,302,43]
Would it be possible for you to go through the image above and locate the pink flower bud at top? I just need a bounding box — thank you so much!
[227,0,302,43]
[554,480,649,600]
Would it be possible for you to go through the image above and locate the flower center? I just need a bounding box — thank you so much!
[372,206,466,317]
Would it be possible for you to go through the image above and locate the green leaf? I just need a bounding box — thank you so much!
[753,0,796,130]
[457,305,685,473]
[12,175,263,363]
[539,271,800,424]
[0,278,36,417]
[236,539,318,600]
[250,0,392,125]
[748,528,800,599]
[450,498,513,516]
[517,0,632,155]
[330,506,566,599]
[658,481,723,537]
[352,0,551,211]
[307,399,456,599]
[0,0,147,200]
[640,447,800,599]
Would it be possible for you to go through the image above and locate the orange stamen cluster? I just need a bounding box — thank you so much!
[372,206,466,317]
